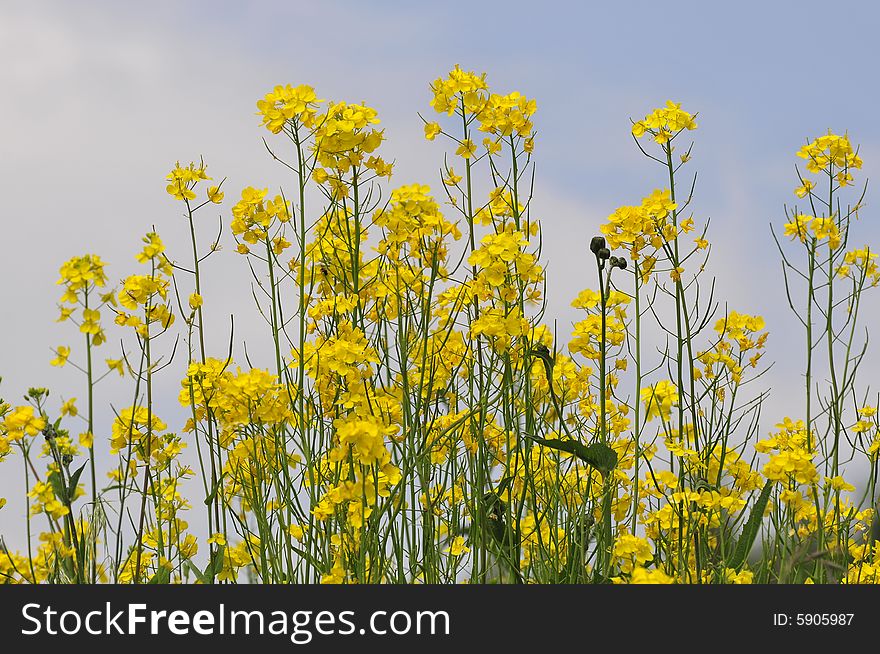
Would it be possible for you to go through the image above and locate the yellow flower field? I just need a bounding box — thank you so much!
[1,65,878,585]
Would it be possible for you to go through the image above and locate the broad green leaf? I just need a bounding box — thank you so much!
[67,463,87,501]
[47,469,68,505]
[148,566,171,584]
[531,437,618,476]
[730,480,774,570]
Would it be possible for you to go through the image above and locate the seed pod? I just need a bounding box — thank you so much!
[590,236,606,254]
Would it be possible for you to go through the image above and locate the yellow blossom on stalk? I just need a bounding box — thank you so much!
[714,312,766,347]
[794,179,815,198]
[810,216,841,249]
[28,481,69,520]
[470,306,528,351]
[50,346,70,367]
[257,84,323,133]
[60,398,77,418]
[56,254,111,346]
[117,275,170,315]
[477,91,537,138]
[796,131,862,175]
[373,184,461,270]
[334,414,396,466]
[446,536,470,557]
[165,160,211,201]
[106,358,125,376]
[783,213,812,242]
[58,254,108,298]
[110,406,169,462]
[759,419,818,486]
[230,187,291,247]
[3,406,46,441]
[424,122,441,140]
[429,65,489,116]
[601,188,678,260]
[641,380,679,421]
[468,226,542,287]
[207,533,226,547]
[838,247,880,286]
[631,101,697,144]
[825,475,855,493]
[288,524,307,541]
[188,293,203,310]
[443,168,462,186]
[312,101,385,176]
[455,138,477,159]
[613,533,652,573]
[628,566,675,584]
[207,186,224,203]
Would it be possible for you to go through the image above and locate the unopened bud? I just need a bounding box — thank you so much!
[590,236,606,254]
[598,248,611,260]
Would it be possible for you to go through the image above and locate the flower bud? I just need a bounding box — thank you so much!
[617,258,628,270]
[598,247,611,260]
[590,236,606,254]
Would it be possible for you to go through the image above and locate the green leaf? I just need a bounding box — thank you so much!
[67,463,87,501]
[184,560,208,584]
[202,548,225,583]
[148,566,171,584]
[730,480,774,570]
[531,437,618,476]
[47,469,68,506]
[204,472,227,506]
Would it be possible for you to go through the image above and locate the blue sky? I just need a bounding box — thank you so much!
[2,0,879,547]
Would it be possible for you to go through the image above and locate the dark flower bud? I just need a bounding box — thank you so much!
[590,236,606,254]
[617,258,628,270]
[598,247,611,260]
[609,256,619,268]
[62,454,74,466]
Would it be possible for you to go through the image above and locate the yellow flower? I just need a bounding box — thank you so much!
[456,138,477,159]
[3,406,46,441]
[632,101,697,144]
[207,533,227,547]
[825,475,855,493]
[288,524,308,541]
[207,185,224,204]
[629,566,674,584]
[641,380,679,422]
[443,167,462,186]
[424,122,441,140]
[60,398,78,418]
[79,432,94,448]
[189,293,203,310]
[446,536,470,557]
[165,160,210,201]
[256,83,323,133]
[794,179,815,198]
[51,345,70,367]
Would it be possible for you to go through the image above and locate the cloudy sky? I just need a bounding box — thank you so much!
[2,0,880,549]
